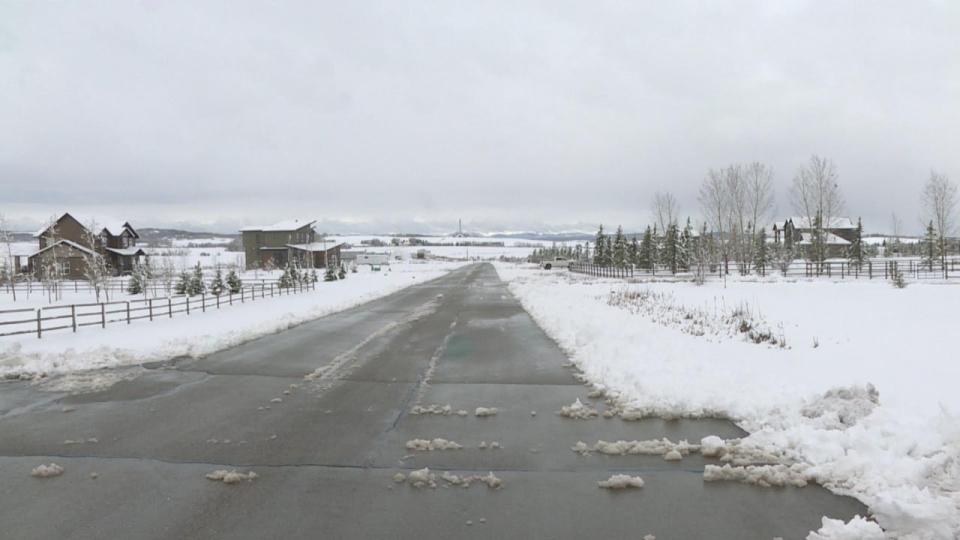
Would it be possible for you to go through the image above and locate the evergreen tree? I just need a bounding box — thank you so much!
[811,212,826,272]
[226,269,242,294]
[175,270,190,295]
[209,268,225,296]
[847,217,865,270]
[663,224,679,273]
[678,218,692,272]
[612,226,628,268]
[594,225,607,265]
[628,236,639,267]
[923,221,937,270]
[127,263,145,295]
[188,263,206,295]
[338,264,347,279]
[753,228,769,275]
[278,266,292,288]
[638,226,653,271]
[583,242,591,262]
[324,264,338,282]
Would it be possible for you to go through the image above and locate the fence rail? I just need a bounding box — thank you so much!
[0,280,316,339]
[1,276,289,299]
[568,257,960,281]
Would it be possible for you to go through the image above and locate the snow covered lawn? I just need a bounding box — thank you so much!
[495,263,960,539]
[0,261,464,377]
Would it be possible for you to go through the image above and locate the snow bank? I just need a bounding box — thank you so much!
[495,263,960,538]
[0,262,465,377]
[806,516,885,540]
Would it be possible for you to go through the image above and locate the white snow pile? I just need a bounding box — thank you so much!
[572,438,699,458]
[31,463,64,478]
[407,467,436,488]
[411,404,454,416]
[474,407,498,417]
[597,474,645,489]
[405,438,463,451]
[558,398,599,419]
[0,262,465,378]
[806,515,885,540]
[438,471,504,489]
[205,469,259,484]
[494,264,960,538]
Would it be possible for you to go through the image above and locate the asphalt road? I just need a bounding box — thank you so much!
[0,263,866,539]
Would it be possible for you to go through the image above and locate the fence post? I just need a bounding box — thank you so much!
[101,303,106,329]
[71,305,77,332]
[149,298,153,321]
[126,302,130,324]
[201,293,206,313]
[37,308,42,339]
[169,298,173,318]
[241,288,245,303]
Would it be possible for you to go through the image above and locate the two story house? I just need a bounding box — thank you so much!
[241,219,342,270]
[28,213,146,279]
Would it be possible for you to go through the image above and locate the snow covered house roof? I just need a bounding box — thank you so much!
[28,239,98,258]
[34,213,138,238]
[240,219,316,232]
[286,242,343,252]
[100,221,139,238]
[105,247,147,256]
[773,217,855,230]
[797,232,851,246]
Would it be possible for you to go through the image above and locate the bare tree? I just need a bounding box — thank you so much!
[81,219,111,302]
[789,155,844,270]
[921,171,957,268]
[699,169,729,273]
[744,161,775,245]
[0,213,17,301]
[890,212,903,257]
[723,164,749,272]
[41,215,65,303]
[653,191,678,234]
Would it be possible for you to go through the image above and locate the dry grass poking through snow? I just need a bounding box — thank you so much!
[205,469,259,484]
[31,463,64,478]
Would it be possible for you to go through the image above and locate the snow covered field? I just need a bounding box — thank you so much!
[0,261,464,377]
[495,263,960,539]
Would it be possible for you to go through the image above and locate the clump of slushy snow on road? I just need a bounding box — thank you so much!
[405,438,463,451]
[806,515,884,540]
[572,438,699,458]
[558,398,599,419]
[206,470,259,484]
[31,463,64,478]
[474,407,498,417]
[597,474,645,489]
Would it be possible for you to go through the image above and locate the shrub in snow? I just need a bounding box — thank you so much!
[597,474,645,489]
[31,463,64,478]
[474,407,498,417]
[806,515,884,540]
[206,469,258,484]
[558,398,599,419]
[405,438,463,451]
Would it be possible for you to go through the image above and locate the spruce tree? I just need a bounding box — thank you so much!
[278,265,292,288]
[663,224,679,273]
[209,268,225,296]
[324,264,337,282]
[594,225,607,265]
[612,226,628,268]
[175,270,190,295]
[226,269,242,294]
[628,236,639,267]
[753,228,768,275]
[923,221,937,270]
[338,264,347,279]
[188,263,206,295]
[127,264,144,295]
[638,227,653,271]
[847,217,865,270]
[678,218,692,272]
[311,269,320,282]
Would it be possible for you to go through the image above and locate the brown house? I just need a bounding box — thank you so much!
[28,213,146,279]
[241,219,342,270]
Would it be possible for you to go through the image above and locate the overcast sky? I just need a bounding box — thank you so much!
[1,1,957,234]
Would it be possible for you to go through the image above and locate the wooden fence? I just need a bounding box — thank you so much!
[569,257,960,281]
[0,280,315,339]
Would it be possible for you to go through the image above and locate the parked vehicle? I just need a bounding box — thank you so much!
[540,257,572,270]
